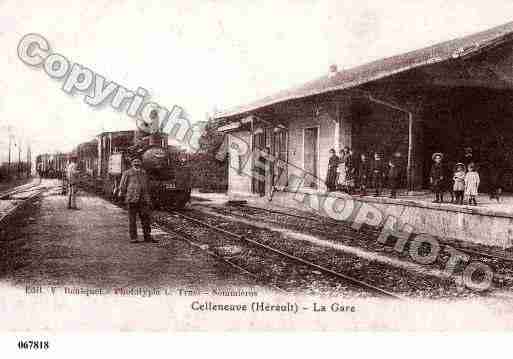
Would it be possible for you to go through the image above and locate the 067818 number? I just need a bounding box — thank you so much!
[18,340,49,350]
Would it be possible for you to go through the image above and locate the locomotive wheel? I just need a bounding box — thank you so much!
[174,199,188,209]
[173,189,191,209]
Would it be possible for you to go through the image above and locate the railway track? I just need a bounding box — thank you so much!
[162,209,403,299]
[0,178,47,229]
[0,178,43,200]
[76,182,394,296]
[212,203,513,274]
[186,203,513,296]
[79,183,485,297]
[192,204,513,290]
[152,221,288,294]
[77,183,293,294]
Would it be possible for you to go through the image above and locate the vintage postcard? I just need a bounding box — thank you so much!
[1,0,513,347]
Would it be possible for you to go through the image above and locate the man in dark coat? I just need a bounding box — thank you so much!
[357,153,370,196]
[462,146,480,170]
[388,152,404,199]
[371,152,386,196]
[487,148,503,202]
[345,148,357,194]
[66,155,80,209]
[119,157,156,243]
[430,152,446,203]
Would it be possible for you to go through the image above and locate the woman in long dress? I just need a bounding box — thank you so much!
[337,148,347,191]
[464,162,480,206]
[345,149,355,193]
[325,149,339,192]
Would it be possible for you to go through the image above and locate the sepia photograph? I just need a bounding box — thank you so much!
[1,0,513,352]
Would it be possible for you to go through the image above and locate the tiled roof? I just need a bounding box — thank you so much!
[216,21,513,119]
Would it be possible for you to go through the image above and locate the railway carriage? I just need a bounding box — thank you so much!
[36,153,68,179]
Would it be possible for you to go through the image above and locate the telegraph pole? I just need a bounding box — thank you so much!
[18,139,21,179]
[29,145,32,177]
[7,126,12,179]
[26,144,30,178]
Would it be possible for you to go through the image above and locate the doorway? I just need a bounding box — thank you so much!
[252,131,266,196]
[303,127,319,188]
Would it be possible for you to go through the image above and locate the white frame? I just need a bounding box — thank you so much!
[302,126,320,188]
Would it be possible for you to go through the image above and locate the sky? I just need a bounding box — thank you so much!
[1,0,513,159]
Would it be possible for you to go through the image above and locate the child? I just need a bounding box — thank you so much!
[452,163,465,205]
[465,162,480,206]
[371,152,385,196]
[430,152,445,203]
[358,153,369,196]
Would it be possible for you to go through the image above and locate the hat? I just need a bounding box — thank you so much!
[131,156,142,163]
[432,152,443,160]
[455,162,465,169]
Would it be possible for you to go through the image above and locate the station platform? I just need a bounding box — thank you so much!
[0,179,262,290]
[191,189,513,249]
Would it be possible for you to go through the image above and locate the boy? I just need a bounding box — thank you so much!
[430,152,445,203]
[371,152,385,196]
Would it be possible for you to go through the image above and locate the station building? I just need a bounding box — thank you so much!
[216,21,513,198]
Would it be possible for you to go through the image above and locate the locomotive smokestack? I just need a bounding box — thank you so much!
[328,64,338,78]
[149,109,161,146]
[134,109,162,146]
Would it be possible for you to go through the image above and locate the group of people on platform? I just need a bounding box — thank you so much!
[326,146,488,206]
[429,148,483,206]
[326,146,405,198]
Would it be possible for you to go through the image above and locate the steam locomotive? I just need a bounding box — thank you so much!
[78,129,192,208]
[38,124,192,208]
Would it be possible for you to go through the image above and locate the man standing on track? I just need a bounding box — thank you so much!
[118,157,157,244]
[66,154,79,209]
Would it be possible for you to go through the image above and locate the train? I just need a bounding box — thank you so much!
[35,153,68,179]
[37,129,192,209]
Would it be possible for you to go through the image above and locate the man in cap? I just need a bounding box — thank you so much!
[66,154,79,209]
[119,156,156,243]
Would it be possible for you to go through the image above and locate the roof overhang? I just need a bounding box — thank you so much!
[217,121,241,132]
[215,21,513,121]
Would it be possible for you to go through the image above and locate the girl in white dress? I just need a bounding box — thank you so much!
[452,163,466,205]
[464,162,480,206]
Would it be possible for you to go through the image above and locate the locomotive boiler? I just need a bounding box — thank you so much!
[96,130,191,209]
[105,142,190,208]
[71,109,191,208]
